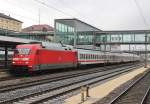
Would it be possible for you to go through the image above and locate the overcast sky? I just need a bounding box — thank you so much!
[0,0,150,30]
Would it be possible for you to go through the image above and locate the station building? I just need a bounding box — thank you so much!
[0,13,54,42]
[0,13,22,32]
[55,18,101,49]
[55,18,150,52]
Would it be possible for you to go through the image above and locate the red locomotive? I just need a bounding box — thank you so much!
[12,43,77,73]
[12,42,140,73]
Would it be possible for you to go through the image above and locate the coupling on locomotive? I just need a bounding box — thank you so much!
[11,42,140,73]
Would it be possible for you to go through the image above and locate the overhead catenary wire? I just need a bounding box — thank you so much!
[134,0,149,29]
[56,0,96,25]
[56,0,84,18]
[1,0,67,25]
[34,0,99,29]
[34,0,75,18]
[133,0,148,68]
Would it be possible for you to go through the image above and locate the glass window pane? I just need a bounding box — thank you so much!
[135,34,145,42]
[123,34,132,42]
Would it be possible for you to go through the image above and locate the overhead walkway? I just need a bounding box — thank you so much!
[95,30,150,46]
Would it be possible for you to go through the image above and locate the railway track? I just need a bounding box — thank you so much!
[0,63,143,104]
[0,70,13,81]
[141,86,150,104]
[0,63,137,93]
[108,70,150,104]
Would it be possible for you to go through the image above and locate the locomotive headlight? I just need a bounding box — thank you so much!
[22,58,29,61]
[12,61,15,64]
[13,58,19,61]
[25,61,29,64]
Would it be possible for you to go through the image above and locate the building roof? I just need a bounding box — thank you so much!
[22,24,54,33]
[0,13,22,23]
[55,18,102,31]
[96,30,150,34]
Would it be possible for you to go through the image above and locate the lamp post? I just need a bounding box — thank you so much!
[144,33,148,68]
[132,47,134,62]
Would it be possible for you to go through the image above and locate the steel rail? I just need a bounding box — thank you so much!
[108,69,150,104]
[0,63,137,93]
[141,86,150,104]
[8,65,143,104]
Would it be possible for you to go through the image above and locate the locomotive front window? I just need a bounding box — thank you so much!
[14,48,30,55]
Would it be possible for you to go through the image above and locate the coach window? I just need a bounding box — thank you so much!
[81,54,83,59]
[83,54,85,59]
[84,54,86,59]
[80,54,82,59]
[87,55,88,59]
[86,55,88,59]
[80,54,81,59]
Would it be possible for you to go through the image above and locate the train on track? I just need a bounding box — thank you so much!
[11,42,140,73]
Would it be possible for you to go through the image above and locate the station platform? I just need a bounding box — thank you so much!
[64,66,148,104]
[0,69,10,79]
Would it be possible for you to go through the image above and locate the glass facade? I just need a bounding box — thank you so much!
[122,34,134,42]
[55,19,98,46]
[55,22,75,45]
[77,32,94,45]
[95,32,150,44]
[95,32,150,51]
[134,34,145,42]
[56,22,74,33]
[55,19,150,51]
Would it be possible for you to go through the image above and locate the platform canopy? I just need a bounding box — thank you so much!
[0,36,36,48]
